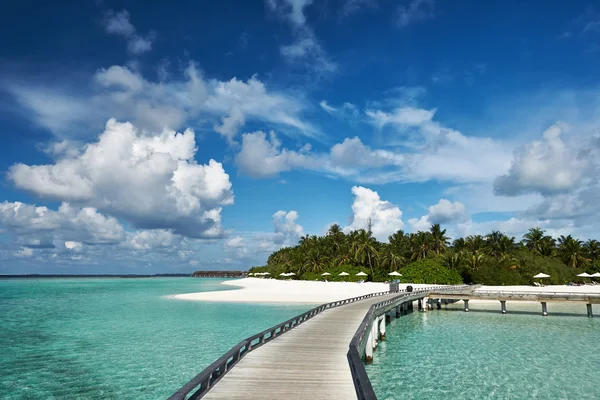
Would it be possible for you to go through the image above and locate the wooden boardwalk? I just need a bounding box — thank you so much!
[202,294,397,400]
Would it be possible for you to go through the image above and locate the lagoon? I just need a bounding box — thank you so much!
[0,278,308,399]
[366,301,600,399]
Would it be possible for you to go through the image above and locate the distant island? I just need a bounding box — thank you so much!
[191,270,247,278]
[0,274,191,279]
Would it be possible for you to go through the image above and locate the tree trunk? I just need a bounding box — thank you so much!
[367,252,374,278]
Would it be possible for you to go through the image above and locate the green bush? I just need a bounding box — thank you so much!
[400,259,463,284]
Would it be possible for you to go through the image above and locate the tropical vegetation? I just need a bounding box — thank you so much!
[249,223,600,285]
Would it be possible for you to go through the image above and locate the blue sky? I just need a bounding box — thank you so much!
[2,0,600,273]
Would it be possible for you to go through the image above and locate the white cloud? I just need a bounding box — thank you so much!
[427,199,468,224]
[365,106,436,128]
[124,230,179,250]
[8,119,233,238]
[340,0,379,17]
[266,0,313,27]
[272,210,304,246]
[397,0,435,27]
[319,100,337,114]
[16,247,34,258]
[408,215,431,232]
[494,123,592,196]
[7,64,313,142]
[0,201,125,246]
[344,186,404,241]
[329,137,404,169]
[235,130,323,178]
[64,241,82,250]
[279,28,337,74]
[224,236,245,248]
[103,10,153,55]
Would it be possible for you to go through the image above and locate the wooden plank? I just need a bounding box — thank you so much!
[202,295,397,400]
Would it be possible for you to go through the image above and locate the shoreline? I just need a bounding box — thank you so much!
[169,278,600,305]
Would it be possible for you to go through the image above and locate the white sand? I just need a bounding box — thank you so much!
[170,278,436,304]
[170,278,600,305]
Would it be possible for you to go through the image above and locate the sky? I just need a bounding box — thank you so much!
[1,0,600,274]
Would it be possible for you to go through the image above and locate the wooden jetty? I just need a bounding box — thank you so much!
[168,285,465,400]
[428,288,600,317]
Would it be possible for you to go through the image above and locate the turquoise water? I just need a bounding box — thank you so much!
[366,302,600,399]
[0,278,309,399]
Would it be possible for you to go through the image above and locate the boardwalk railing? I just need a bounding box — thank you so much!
[167,290,391,400]
[347,285,470,400]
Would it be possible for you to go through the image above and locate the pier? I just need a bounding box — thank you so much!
[427,288,600,317]
[168,285,465,400]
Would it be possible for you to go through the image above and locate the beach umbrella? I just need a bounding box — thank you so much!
[356,272,368,276]
[577,272,592,278]
[533,273,550,279]
[388,271,402,276]
[263,272,270,275]
[279,272,288,276]
[321,272,331,276]
[248,273,253,276]
[288,272,296,276]
[338,272,349,276]
[592,272,600,278]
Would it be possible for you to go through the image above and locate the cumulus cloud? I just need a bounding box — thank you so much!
[427,199,468,224]
[0,201,125,246]
[8,119,233,238]
[235,131,323,178]
[103,10,153,55]
[344,186,404,241]
[266,0,313,27]
[272,210,304,246]
[329,137,404,169]
[494,123,592,196]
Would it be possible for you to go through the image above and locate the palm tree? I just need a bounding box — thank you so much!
[557,235,587,269]
[464,235,485,255]
[465,253,485,270]
[452,237,466,252]
[327,223,345,256]
[442,251,463,270]
[351,229,378,277]
[523,227,545,250]
[303,249,329,274]
[409,231,431,260]
[583,239,600,261]
[536,237,556,257]
[379,244,405,271]
[429,224,449,254]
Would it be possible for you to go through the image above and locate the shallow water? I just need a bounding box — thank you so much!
[0,278,309,399]
[366,301,600,400]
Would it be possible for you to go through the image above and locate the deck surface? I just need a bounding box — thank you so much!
[202,294,396,400]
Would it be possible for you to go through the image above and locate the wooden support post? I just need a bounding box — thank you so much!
[500,300,507,314]
[372,320,378,349]
[463,299,469,312]
[417,299,422,311]
[541,302,548,316]
[385,311,391,323]
[395,305,401,318]
[436,299,442,310]
[379,316,386,340]
[420,298,427,312]
[587,303,593,318]
[365,329,374,363]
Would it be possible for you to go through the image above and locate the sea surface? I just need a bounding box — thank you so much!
[0,278,309,399]
[366,301,600,400]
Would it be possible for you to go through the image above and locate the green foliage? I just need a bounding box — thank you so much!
[400,259,463,284]
[255,224,597,286]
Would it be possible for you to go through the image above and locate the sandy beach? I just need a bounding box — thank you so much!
[170,278,600,304]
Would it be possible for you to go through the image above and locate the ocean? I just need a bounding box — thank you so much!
[0,278,308,399]
[366,301,600,399]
